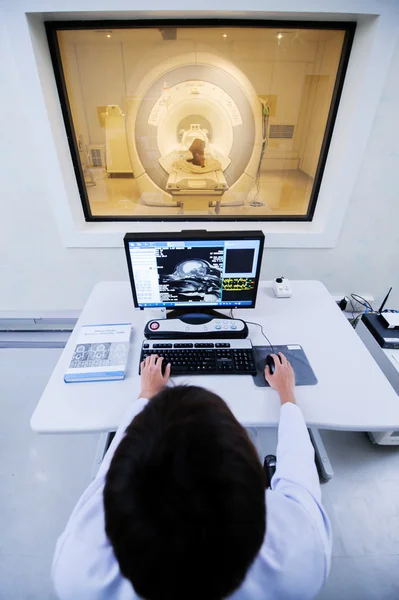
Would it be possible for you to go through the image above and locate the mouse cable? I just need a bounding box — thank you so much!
[230,309,275,353]
[232,311,315,372]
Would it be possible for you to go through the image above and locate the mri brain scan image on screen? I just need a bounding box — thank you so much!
[160,259,222,303]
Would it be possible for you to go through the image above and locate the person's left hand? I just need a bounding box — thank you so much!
[139,354,171,399]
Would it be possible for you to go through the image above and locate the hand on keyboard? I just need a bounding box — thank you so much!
[139,354,171,399]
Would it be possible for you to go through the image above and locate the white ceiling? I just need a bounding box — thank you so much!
[58,26,345,46]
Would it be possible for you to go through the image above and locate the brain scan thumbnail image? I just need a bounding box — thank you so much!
[160,259,222,302]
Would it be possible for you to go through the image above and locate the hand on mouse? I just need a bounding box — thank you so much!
[139,354,171,399]
[265,352,296,405]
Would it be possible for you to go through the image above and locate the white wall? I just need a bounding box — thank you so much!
[1,3,399,311]
[59,28,341,167]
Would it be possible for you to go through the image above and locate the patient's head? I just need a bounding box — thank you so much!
[104,385,266,600]
[188,138,206,166]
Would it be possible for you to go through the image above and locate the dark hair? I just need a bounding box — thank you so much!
[104,385,266,600]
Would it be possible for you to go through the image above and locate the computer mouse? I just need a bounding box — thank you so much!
[266,354,281,375]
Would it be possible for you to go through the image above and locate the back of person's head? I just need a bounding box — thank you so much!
[104,385,266,600]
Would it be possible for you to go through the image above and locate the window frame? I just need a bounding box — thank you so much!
[45,18,356,223]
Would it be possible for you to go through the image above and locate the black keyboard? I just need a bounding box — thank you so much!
[139,339,256,375]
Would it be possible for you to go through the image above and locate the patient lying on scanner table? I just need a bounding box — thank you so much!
[168,140,228,195]
[173,138,223,174]
[163,124,229,195]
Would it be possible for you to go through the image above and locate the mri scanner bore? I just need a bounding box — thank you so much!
[51,23,352,220]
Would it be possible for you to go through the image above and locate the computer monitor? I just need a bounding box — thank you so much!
[124,231,264,312]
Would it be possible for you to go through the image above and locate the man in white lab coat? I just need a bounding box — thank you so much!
[52,353,331,600]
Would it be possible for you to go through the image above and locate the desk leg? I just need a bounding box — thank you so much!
[309,428,334,482]
[91,432,116,479]
[92,429,334,482]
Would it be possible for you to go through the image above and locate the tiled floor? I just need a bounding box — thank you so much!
[1,349,399,599]
[0,349,99,600]
[87,168,313,218]
[316,430,399,600]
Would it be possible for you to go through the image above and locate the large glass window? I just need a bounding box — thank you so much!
[47,20,354,221]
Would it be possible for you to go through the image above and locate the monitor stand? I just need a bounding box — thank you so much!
[165,308,231,324]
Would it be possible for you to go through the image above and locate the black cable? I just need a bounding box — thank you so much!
[232,311,315,371]
[349,298,356,321]
[351,293,373,311]
[351,313,364,328]
[348,293,375,328]
[231,309,276,353]
[245,320,275,353]
[246,317,313,369]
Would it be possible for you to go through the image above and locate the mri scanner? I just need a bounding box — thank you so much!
[123,52,268,212]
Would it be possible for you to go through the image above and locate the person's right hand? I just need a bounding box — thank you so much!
[264,352,296,405]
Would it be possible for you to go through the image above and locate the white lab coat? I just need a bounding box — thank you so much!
[52,399,332,600]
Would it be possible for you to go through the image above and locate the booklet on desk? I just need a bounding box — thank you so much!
[64,323,132,383]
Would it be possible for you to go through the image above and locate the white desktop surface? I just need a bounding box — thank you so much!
[31,281,399,434]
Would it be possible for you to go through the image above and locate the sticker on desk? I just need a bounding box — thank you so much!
[287,345,302,350]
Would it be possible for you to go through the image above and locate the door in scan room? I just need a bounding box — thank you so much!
[103,105,133,174]
[296,75,331,179]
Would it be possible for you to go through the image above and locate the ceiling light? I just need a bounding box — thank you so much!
[277,33,283,40]
[106,33,111,38]
[223,34,227,38]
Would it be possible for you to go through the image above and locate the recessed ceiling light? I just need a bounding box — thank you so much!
[223,34,227,38]
[277,33,283,39]
[106,33,112,38]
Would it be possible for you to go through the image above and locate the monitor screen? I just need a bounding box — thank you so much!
[124,231,264,309]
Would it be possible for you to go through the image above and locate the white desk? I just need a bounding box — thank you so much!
[31,281,399,434]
